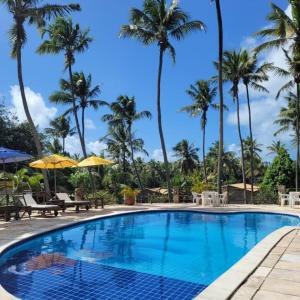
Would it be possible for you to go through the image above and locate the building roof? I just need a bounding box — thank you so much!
[227,183,259,192]
[145,188,168,195]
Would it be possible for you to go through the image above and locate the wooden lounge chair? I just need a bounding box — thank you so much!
[19,193,59,217]
[55,193,90,213]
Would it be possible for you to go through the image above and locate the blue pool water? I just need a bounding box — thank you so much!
[0,211,299,300]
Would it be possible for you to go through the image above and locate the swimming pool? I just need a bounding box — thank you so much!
[0,211,299,300]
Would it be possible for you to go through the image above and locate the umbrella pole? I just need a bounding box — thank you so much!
[54,169,57,195]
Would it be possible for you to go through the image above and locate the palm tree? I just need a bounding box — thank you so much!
[267,140,286,155]
[220,50,248,203]
[243,137,263,183]
[241,50,272,202]
[37,17,92,157]
[50,72,107,149]
[172,139,199,175]
[120,0,205,202]
[180,80,217,182]
[1,0,80,194]
[45,116,76,153]
[101,125,148,185]
[255,1,300,191]
[102,96,151,191]
[211,0,225,194]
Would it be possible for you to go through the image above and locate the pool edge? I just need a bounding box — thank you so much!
[194,225,298,300]
[0,208,299,300]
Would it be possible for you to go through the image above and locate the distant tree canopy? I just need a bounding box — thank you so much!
[0,103,47,156]
[261,148,295,190]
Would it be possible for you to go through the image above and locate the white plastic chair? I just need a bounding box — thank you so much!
[289,192,300,207]
[192,192,202,205]
[219,192,228,207]
[279,193,289,207]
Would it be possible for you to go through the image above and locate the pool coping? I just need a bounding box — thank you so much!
[0,208,299,300]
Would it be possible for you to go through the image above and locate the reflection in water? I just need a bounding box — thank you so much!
[26,253,77,273]
[0,211,298,300]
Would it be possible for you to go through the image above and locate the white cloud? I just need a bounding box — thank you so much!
[227,143,240,154]
[151,149,175,162]
[85,118,97,130]
[65,136,82,156]
[87,140,106,154]
[10,85,57,128]
[65,136,106,156]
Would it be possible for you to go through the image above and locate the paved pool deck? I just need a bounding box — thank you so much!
[0,203,299,300]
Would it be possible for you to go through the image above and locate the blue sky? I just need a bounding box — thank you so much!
[0,0,290,160]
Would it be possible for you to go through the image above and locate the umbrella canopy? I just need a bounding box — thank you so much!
[29,154,78,194]
[0,147,33,210]
[77,156,114,167]
[29,154,78,169]
[0,147,33,164]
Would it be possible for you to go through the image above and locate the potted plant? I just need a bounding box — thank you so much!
[120,186,140,205]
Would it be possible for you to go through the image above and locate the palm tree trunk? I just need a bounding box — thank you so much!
[296,83,300,191]
[202,122,208,183]
[245,84,254,202]
[157,46,172,203]
[128,124,144,194]
[236,94,247,203]
[16,43,50,195]
[62,138,65,153]
[81,106,86,148]
[215,0,224,195]
[68,64,87,158]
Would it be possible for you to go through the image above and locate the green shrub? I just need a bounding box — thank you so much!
[255,185,278,204]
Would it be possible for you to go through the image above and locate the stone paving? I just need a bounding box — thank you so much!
[231,229,300,300]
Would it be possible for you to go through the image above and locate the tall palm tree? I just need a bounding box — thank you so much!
[37,17,92,157]
[172,139,199,175]
[180,80,217,183]
[102,96,151,191]
[267,140,286,155]
[120,0,205,202]
[211,0,225,194]
[50,72,107,149]
[45,116,76,153]
[220,50,248,203]
[255,0,300,190]
[1,0,80,194]
[241,50,272,202]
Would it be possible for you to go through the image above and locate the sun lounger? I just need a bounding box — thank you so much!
[55,193,90,213]
[19,193,59,216]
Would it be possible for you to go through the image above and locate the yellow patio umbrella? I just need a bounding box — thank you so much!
[77,156,113,167]
[29,154,78,193]
[77,156,114,208]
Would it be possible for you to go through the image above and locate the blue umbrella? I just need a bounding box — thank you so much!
[0,147,33,206]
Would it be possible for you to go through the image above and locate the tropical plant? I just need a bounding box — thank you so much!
[120,0,205,202]
[172,139,199,175]
[267,140,286,155]
[102,96,151,191]
[1,0,80,193]
[181,80,217,182]
[120,186,140,205]
[45,116,76,153]
[38,17,92,157]
[218,50,248,202]
[211,0,224,195]
[47,138,63,154]
[255,0,300,190]
[50,72,107,148]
